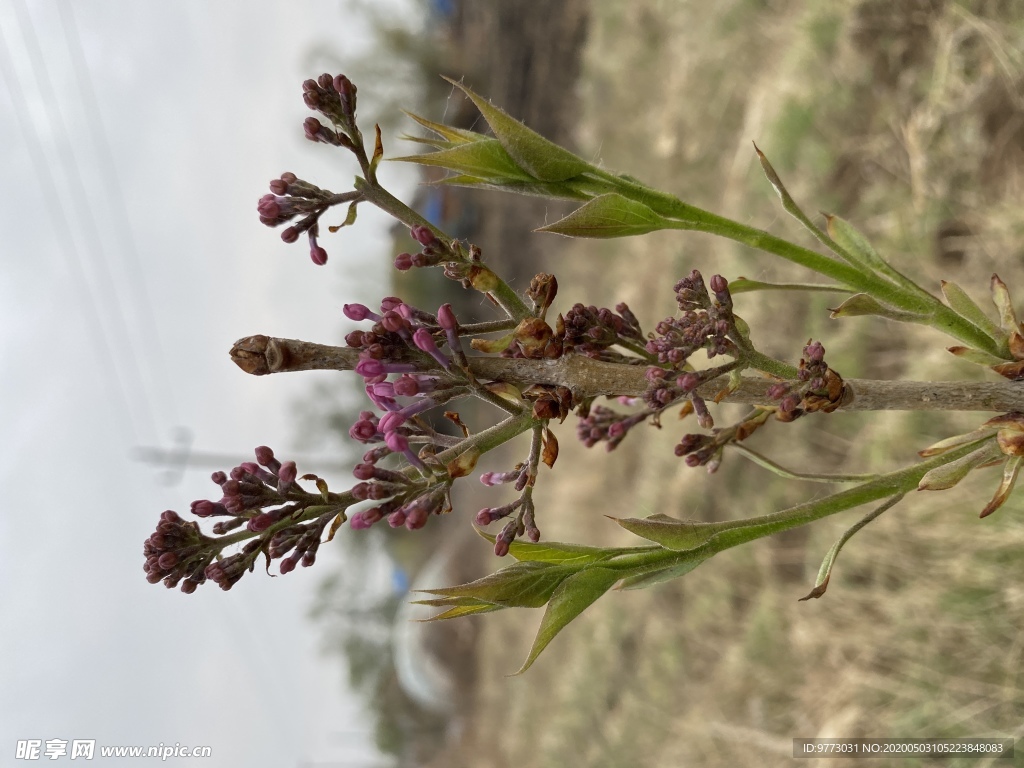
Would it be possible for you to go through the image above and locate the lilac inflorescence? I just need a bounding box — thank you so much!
[576,405,651,451]
[143,447,353,592]
[562,302,644,360]
[766,340,837,422]
[256,172,344,265]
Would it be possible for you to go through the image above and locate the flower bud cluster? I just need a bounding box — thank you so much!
[346,472,453,533]
[341,297,479,507]
[394,225,456,271]
[144,447,355,592]
[473,434,547,556]
[257,173,342,264]
[674,409,770,473]
[301,73,358,141]
[562,302,644,360]
[143,511,212,593]
[646,271,735,366]
[767,340,844,421]
[576,405,651,451]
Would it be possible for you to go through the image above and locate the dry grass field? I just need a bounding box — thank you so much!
[421,2,1024,767]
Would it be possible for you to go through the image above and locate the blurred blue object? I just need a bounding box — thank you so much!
[391,566,410,594]
[429,0,455,19]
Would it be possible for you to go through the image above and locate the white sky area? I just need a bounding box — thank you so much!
[1,1,421,765]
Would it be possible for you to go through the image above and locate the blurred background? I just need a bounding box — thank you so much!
[3,1,1024,766]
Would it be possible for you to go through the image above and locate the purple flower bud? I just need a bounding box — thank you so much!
[410,225,437,246]
[344,303,379,322]
[279,557,297,575]
[379,296,403,312]
[157,552,178,570]
[238,462,260,476]
[333,74,355,100]
[363,446,389,464]
[385,431,409,453]
[475,508,494,525]
[805,341,826,363]
[355,358,386,378]
[380,311,409,334]
[349,512,372,530]
[387,510,406,528]
[709,274,728,294]
[413,328,438,353]
[766,383,789,400]
[353,463,376,481]
[310,245,328,266]
[269,178,289,195]
[278,461,297,484]
[405,506,429,530]
[393,375,420,397]
[413,328,450,368]
[378,411,406,433]
[780,394,801,413]
[394,252,414,271]
[437,303,458,331]
[257,195,281,220]
[304,116,323,141]
[349,418,378,442]
[247,513,276,533]
[191,500,215,518]
[677,372,701,392]
[210,471,227,486]
[494,537,510,557]
[255,446,276,466]
[281,226,300,244]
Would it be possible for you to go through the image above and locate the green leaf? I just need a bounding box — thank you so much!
[438,174,594,201]
[412,595,492,607]
[829,293,926,322]
[513,567,620,674]
[536,193,671,239]
[752,143,836,249]
[617,553,709,590]
[402,110,484,145]
[941,280,1006,344]
[917,441,1003,491]
[419,602,504,621]
[474,528,647,565]
[729,278,853,295]
[947,345,1007,366]
[610,513,723,551]
[444,76,592,182]
[417,560,574,608]
[799,495,904,600]
[823,213,889,274]
[400,134,457,150]
[990,274,1020,333]
[919,426,998,457]
[391,138,534,182]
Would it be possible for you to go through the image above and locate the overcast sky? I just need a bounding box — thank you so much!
[0,1,420,765]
